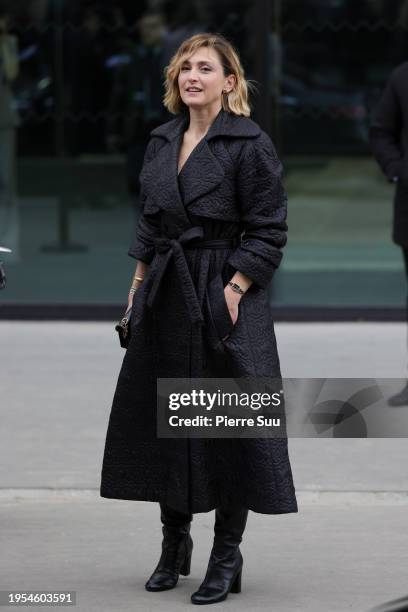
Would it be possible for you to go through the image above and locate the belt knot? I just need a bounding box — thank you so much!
[147,226,205,324]
[153,226,204,254]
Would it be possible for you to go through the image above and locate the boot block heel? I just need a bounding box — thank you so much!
[180,548,192,576]
[230,567,242,593]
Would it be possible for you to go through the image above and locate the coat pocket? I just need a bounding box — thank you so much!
[205,272,236,343]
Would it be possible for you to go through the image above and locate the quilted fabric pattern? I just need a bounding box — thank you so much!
[100,108,298,515]
[227,132,288,288]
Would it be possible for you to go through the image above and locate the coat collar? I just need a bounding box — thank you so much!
[149,108,261,142]
[141,108,261,226]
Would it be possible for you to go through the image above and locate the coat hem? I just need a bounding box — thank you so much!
[99,486,298,516]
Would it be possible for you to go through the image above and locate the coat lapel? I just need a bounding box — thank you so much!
[177,137,225,208]
[140,115,188,221]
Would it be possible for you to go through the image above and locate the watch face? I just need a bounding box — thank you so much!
[229,282,244,294]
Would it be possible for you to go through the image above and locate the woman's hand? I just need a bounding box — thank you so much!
[127,291,135,311]
[224,284,242,325]
[127,285,140,311]
[127,262,148,311]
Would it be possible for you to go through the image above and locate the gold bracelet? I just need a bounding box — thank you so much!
[133,275,144,282]
[130,280,142,292]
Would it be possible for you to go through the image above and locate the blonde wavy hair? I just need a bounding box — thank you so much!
[163,32,257,117]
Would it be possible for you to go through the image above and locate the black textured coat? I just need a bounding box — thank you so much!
[100,108,298,515]
[369,61,408,247]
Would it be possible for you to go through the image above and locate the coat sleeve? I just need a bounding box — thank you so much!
[369,71,403,181]
[128,138,161,264]
[226,131,288,289]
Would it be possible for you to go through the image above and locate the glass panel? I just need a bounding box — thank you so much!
[274,0,406,307]
[1,0,405,310]
[0,0,254,306]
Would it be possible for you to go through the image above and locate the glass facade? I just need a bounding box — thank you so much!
[0,0,406,312]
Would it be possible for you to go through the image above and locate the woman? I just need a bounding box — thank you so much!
[100,32,298,605]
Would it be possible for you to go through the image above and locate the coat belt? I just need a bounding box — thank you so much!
[146,226,239,324]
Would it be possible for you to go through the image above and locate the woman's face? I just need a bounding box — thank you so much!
[178,47,235,110]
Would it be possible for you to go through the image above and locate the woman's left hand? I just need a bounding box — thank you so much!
[224,285,242,325]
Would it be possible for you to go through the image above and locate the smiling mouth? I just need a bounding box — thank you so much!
[186,89,203,92]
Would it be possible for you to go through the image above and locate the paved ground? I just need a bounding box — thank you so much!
[1,322,408,611]
[2,496,408,612]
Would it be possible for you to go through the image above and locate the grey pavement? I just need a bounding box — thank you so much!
[1,322,408,612]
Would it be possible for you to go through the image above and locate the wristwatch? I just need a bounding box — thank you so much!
[227,281,245,295]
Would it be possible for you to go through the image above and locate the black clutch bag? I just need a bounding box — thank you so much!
[115,305,132,348]
[0,246,12,290]
[0,261,6,290]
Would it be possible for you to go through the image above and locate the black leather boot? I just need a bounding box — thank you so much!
[145,503,193,592]
[191,504,249,605]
